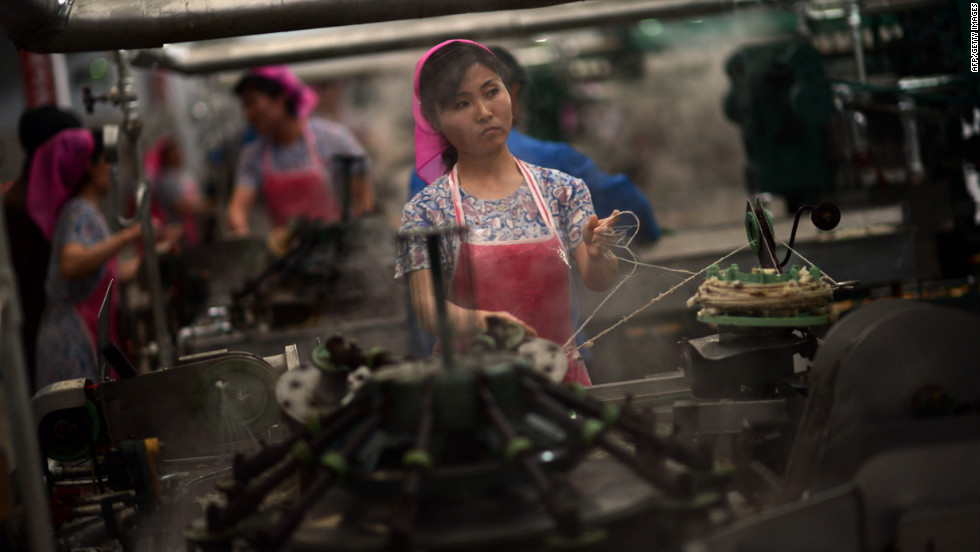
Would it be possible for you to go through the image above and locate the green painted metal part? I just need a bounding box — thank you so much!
[293,440,315,466]
[306,414,323,437]
[699,264,830,327]
[705,263,822,284]
[744,210,774,255]
[601,404,620,426]
[310,343,334,371]
[44,399,101,462]
[504,436,534,461]
[697,312,829,327]
[580,419,606,448]
[320,450,349,476]
[401,449,434,470]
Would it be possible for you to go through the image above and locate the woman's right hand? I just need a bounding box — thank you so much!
[477,310,538,337]
[122,223,143,244]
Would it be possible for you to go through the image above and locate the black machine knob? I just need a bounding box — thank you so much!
[810,202,841,231]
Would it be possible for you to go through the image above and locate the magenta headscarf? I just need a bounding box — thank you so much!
[26,128,95,241]
[414,39,494,185]
[247,65,319,119]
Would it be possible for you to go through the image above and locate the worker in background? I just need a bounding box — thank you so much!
[227,66,375,236]
[29,128,177,391]
[408,44,661,244]
[397,40,621,386]
[2,105,82,390]
[144,134,209,246]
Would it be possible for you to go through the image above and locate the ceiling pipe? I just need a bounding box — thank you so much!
[1,0,583,54]
[132,0,757,75]
[802,0,943,21]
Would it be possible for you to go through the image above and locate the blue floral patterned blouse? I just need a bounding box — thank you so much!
[35,198,111,390]
[395,162,595,280]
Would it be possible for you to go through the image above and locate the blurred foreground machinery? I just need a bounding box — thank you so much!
[29,345,299,551]
[697,299,980,552]
[26,295,977,552]
[187,339,730,552]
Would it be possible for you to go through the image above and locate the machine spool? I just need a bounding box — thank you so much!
[691,263,833,327]
[691,196,837,328]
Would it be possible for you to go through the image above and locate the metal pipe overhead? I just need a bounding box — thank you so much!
[132,0,756,74]
[2,0,580,54]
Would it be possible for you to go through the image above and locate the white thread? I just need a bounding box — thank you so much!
[778,241,840,285]
[613,256,698,275]
[566,223,749,354]
[565,211,643,351]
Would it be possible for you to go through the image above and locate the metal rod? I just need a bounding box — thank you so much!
[524,370,711,470]
[106,50,176,370]
[390,378,437,551]
[426,234,454,370]
[527,389,693,497]
[251,410,383,551]
[846,0,867,83]
[208,400,366,530]
[209,455,299,532]
[898,95,925,183]
[804,0,943,20]
[232,395,367,484]
[333,155,361,223]
[0,197,56,552]
[477,383,580,536]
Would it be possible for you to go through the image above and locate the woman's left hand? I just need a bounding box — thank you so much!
[583,209,620,259]
[155,224,183,255]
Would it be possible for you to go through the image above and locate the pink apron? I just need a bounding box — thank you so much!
[74,258,121,380]
[448,161,590,385]
[261,124,340,227]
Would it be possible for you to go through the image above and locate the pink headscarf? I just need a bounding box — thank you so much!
[248,65,319,119]
[26,128,95,241]
[414,39,494,185]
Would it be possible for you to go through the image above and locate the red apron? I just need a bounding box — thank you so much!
[261,124,340,227]
[74,258,121,380]
[448,161,590,385]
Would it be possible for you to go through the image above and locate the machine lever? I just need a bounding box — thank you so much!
[780,202,841,267]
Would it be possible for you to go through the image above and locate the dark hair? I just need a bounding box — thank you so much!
[18,105,82,165]
[233,73,299,117]
[90,129,105,162]
[418,42,511,170]
[488,46,528,102]
[71,128,106,196]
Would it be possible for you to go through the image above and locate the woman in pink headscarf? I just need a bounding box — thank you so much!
[395,40,621,386]
[227,65,375,235]
[29,128,161,390]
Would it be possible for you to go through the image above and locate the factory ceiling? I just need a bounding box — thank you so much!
[0,0,577,53]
